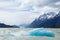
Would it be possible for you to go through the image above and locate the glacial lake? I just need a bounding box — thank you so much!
[0,28,60,40]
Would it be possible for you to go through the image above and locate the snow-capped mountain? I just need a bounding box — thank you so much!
[27,12,60,28]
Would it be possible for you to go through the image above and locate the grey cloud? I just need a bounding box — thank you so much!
[48,2,60,8]
[20,5,33,11]
[0,0,60,12]
[38,0,60,7]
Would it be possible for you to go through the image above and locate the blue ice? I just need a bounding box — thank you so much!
[29,28,55,37]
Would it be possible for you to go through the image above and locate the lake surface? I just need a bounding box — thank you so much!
[0,28,60,40]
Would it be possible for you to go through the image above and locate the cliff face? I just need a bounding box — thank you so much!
[28,12,60,28]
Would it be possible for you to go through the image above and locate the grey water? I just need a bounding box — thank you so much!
[0,28,60,40]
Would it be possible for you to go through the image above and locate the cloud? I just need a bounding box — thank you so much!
[56,2,60,5]
[0,0,60,25]
[0,10,40,25]
[0,0,60,12]
[37,0,60,6]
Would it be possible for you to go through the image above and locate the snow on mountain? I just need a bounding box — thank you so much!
[26,12,60,28]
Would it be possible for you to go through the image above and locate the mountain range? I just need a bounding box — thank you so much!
[26,12,60,28]
[0,12,60,28]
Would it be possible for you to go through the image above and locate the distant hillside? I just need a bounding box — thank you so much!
[0,23,19,28]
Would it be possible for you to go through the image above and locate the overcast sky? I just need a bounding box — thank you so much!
[0,0,60,25]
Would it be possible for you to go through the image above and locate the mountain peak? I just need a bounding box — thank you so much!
[38,12,56,21]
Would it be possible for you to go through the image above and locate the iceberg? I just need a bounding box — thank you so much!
[28,28,55,37]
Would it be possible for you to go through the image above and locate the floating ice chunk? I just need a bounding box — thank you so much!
[29,28,55,37]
